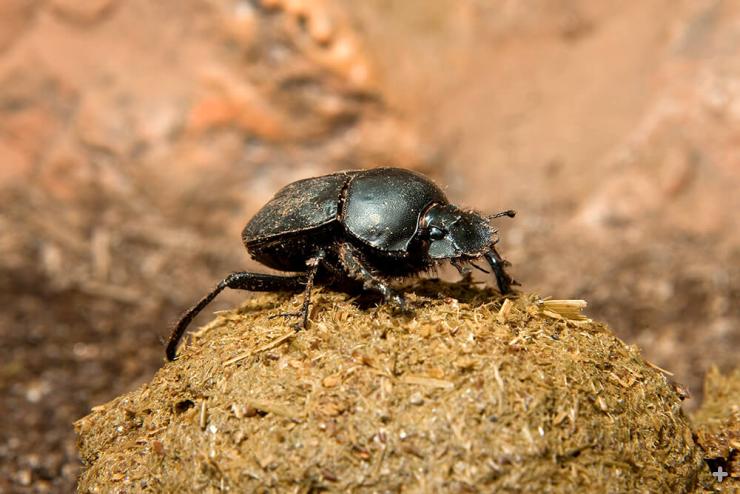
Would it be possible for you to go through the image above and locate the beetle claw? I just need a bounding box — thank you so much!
[269,310,310,330]
[387,293,411,314]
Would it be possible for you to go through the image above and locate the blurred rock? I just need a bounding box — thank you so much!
[75,90,137,156]
[49,0,115,24]
[187,68,289,140]
[0,0,38,53]
[0,141,33,184]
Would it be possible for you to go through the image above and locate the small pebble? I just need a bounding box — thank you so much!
[16,469,32,486]
[322,374,341,388]
[409,392,424,406]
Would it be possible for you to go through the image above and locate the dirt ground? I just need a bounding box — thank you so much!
[0,0,737,491]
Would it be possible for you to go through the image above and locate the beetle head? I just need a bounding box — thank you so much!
[421,203,516,293]
[421,204,496,259]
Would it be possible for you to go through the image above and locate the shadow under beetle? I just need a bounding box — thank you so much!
[166,167,516,360]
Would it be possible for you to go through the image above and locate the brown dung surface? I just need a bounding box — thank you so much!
[76,282,711,492]
[692,367,740,487]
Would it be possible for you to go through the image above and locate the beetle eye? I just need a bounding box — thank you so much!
[429,226,445,240]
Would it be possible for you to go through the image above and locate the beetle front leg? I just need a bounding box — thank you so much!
[338,243,407,310]
[484,247,518,294]
[166,271,307,361]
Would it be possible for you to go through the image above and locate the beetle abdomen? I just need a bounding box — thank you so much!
[243,172,352,245]
[246,224,337,272]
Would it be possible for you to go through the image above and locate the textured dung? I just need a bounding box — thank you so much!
[691,367,740,486]
[76,281,712,493]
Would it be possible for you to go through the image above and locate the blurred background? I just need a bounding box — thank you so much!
[0,0,738,491]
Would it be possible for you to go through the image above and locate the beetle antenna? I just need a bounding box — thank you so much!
[487,209,516,221]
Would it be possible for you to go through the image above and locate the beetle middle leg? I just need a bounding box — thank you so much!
[338,243,407,310]
[166,271,308,361]
[269,252,325,330]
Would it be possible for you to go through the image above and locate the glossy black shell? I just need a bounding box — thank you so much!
[242,168,449,271]
[342,168,447,251]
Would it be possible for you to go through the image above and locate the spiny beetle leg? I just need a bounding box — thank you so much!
[166,271,307,361]
[268,253,324,331]
[339,242,408,311]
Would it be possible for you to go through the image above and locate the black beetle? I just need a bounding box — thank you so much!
[166,167,516,360]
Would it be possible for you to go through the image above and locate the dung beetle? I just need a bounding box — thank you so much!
[166,167,516,360]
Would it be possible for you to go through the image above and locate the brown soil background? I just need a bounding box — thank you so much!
[0,0,737,491]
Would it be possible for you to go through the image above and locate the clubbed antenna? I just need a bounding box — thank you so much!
[487,209,516,221]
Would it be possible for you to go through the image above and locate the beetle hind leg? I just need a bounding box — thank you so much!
[166,271,308,361]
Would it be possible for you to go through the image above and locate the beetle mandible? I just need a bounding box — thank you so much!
[166,167,516,360]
